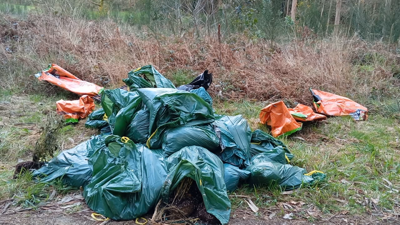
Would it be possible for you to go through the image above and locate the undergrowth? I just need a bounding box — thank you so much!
[1,12,399,104]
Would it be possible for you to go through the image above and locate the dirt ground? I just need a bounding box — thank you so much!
[1,198,399,225]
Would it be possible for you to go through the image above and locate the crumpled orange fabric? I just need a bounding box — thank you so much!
[260,101,302,137]
[56,95,95,121]
[288,104,327,122]
[310,89,368,120]
[36,64,102,96]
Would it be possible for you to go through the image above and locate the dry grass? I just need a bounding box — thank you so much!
[1,14,399,104]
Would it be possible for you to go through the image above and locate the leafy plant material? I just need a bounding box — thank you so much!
[33,111,63,162]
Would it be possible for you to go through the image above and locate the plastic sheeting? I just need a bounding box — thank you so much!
[35,64,103,96]
[161,146,231,225]
[190,87,213,107]
[250,129,292,158]
[100,89,142,134]
[288,103,327,122]
[33,65,326,224]
[33,135,106,187]
[177,70,213,91]
[56,95,95,123]
[138,88,215,149]
[310,89,368,120]
[162,125,220,157]
[223,164,250,192]
[125,108,150,143]
[85,108,108,130]
[84,136,167,220]
[123,65,176,90]
[246,153,323,190]
[213,115,252,168]
[260,101,302,137]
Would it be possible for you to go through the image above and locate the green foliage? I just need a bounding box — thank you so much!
[2,0,400,43]
[167,69,193,87]
[33,111,63,162]
[8,171,49,208]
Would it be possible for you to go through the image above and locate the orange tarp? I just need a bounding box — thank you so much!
[260,101,302,137]
[56,95,95,122]
[310,89,368,120]
[288,104,327,122]
[36,64,102,96]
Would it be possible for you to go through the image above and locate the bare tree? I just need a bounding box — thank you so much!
[291,0,297,22]
[334,0,342,35]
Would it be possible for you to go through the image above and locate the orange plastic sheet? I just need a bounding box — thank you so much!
[288,104,327,122]
[260,101,302,137]
[56,95,95,123]
[35,64,103,96]
[310,89,368,121]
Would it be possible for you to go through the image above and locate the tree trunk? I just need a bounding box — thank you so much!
[291,0,297,22]
[334,0,342,35]
[383,0,392,37]
[326,0,333,36]
[286,0,291,17]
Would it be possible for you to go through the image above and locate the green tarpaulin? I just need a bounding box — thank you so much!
[162,124,220,157]
[33,135,106,187]
[223,163,250,192]
[123,65,176,90]
[84,135,167,220]
[33,65,326,224]
[161,146,231,225]
[213,115,252,168]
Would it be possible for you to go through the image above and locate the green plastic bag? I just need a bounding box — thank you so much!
[138,88,215,149]
[123,65,176,90]
[101,89,142,135]
[223,164,250,192]
[251,146,289,164]
[213,115,252,168]
[246,153,321,190]
[85,108,108,129]
[84,135,167,220]
[162,125,220,157]
[161,146,231,225]
[190,87,213,107]
[112,97,142,137]
[125,108,150,143]
[33,135,106,187]
[250,129,292,159]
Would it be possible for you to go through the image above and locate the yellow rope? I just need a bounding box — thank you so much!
[285,154,290,163]
[103,114,108,121]
[304,170,324,176]
[135,217,148,225]
[121,136,130,143]
[146,128,158,148]
[91,213,109,222]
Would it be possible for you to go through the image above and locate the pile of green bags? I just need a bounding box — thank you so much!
[33,65,325,224]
